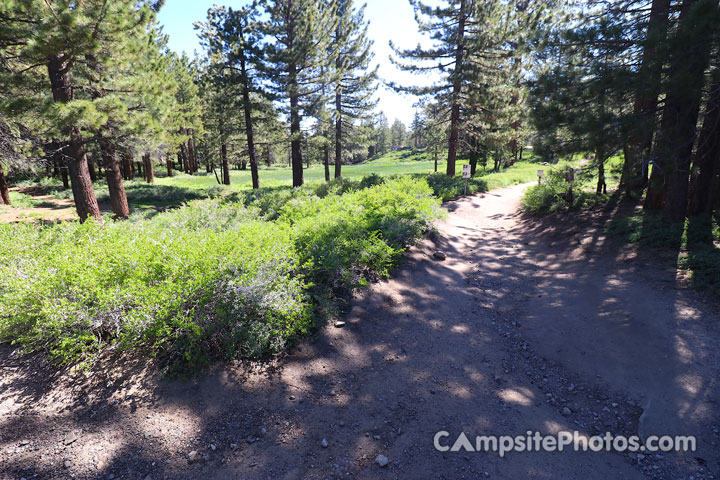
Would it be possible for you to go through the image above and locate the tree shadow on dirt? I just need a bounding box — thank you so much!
[1,190,718,479]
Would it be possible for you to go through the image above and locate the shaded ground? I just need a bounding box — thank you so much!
[1,183,718,479]
[0,187,79,222]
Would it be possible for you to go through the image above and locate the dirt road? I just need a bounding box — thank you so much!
[1,183,718,479]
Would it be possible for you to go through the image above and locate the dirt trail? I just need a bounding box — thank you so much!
[1,183,719,479]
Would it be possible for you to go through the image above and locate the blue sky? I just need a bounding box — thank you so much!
[156,0,435,126]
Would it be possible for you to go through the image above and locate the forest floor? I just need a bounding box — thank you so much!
[2,183,719,480]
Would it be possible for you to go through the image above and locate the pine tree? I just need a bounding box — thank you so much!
[688,48,720,216]
[197,5,263,189]
[619,0,672,197]
[0,0,170,221]
[529,2,632,194]
[330,0,378,178]
[644,0,719,221]
[410,110,426,149]
[390,119,407,148]
[391,0,529,176]
[259,0,337,187]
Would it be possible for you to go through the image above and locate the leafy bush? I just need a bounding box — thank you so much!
[283,177,442,291]
[0,177,441,371]
[522,166,606,213]
[419,173,489,201]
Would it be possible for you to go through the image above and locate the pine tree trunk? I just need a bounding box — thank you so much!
[122,152,133,180]
[99,139,129,219]
[324,145,330,181]
[238,39,260,189]
[186,131,197,174]
[47,53,101,222]
[221,143,231,185]
[596,153,607,195]
[143,154,154,184]
[688,66,720,215]
[88,157,97,182]
[166,154,173,177]
[286,51,304,187]
[181,144,190,173]
[335,91,342,178]
[0,163,10,205]
[445,0,467,177]
[60,162,69,189]
[645,0,714,222]
[621,0,671,197]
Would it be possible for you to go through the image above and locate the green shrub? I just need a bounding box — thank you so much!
[0,177,442,371]
[419,172,489,201]
[522,166,607,213]
[0,208,310,370]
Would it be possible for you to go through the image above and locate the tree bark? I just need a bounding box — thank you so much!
[88,156,97,182]
[47,53,101,222]
[289,60,304,187]
[143,153,154,184]
[335,91,342,178]
[445,0,467,177]
[166,154,173,177]
[688,69,720,215]
[0,163,10,205]
[324,145,330,181]
[596,151,607,195]
[237,30,261,189]
[621,0,671,197]
[645,0,715,222]
[99,139,129,219]
[186,130,197,174]
[122,151,133,180]
[221,142,231,185]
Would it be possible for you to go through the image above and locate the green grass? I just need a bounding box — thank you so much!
[13,149,551,214]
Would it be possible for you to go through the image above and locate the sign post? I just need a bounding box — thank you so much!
[537,169,544,185]
[462,164,471,195]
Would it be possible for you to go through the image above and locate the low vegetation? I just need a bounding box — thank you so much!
[609,211,720,293]
[0,177,442,371]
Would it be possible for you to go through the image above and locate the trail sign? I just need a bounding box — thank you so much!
[462,164,471,179]
[537,169,544,184]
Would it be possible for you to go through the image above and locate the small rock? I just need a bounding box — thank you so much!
[246,435,257,444]
[144,475,152,480]
[373,435,381,440]
[321,438,329,448]
[568,384,575,392]
[209,444,216,451]
[289,395,296,400]
[338,421,345,427]
[63,459,71,469]
[334,321,346,328]
[375,455,389,467]
[188,450,198,463]
[230,443,238,450]
[611,402,618,408]
[562,407,572,416]
[433,251,447,260]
